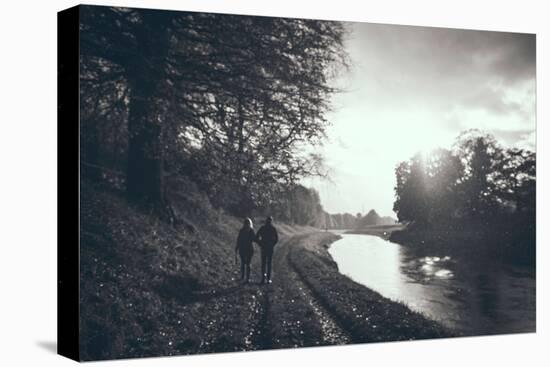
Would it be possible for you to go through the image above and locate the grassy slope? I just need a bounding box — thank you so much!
[79,178,305,360]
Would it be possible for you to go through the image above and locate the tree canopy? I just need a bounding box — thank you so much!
[393,130,535,262]
[79,5,348,217]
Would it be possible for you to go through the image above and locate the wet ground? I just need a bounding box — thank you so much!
[181,232,353,353]
[174,231,448,355]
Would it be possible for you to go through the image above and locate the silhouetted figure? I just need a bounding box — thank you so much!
[235,218,256,283]
[255,216,279,284]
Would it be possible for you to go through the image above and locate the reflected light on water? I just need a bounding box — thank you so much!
[328,233,535,334]
[418,256,454,278]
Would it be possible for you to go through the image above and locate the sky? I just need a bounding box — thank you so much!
[304,22,536,218]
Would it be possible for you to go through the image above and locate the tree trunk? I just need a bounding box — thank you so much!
[82,119,102,181]
[126,81,164,203]
[125,13,171,204]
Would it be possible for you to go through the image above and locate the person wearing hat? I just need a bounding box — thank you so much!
[255,216,279,284]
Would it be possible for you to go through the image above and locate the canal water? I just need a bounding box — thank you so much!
[328,233,535,334]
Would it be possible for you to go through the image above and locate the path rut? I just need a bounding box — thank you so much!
[254,233,351,349]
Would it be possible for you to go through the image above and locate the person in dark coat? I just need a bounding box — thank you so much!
[255,216,279,284]
[235,218,256,283]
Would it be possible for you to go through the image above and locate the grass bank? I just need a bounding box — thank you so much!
[288,232,453,343]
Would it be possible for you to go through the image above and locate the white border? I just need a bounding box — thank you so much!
[0,0,546,366]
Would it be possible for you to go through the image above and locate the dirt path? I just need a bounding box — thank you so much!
[169,231,347,355]
[253,232,351,349]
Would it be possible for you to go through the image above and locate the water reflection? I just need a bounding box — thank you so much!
[328,234,535,335]
[407,255,455,280]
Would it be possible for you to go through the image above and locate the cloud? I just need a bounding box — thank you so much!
[514,131,536,151]
[346,23,535,111]
[459,85,523,116]
[356,23,534,81]
[488,33,536,85]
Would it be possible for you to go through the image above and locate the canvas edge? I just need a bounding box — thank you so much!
[57,4,81,362]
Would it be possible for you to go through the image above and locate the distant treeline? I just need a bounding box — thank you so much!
[392,130,535,264]
[79,6,348,221]
[264,184,394,229]
[324,209,396,229]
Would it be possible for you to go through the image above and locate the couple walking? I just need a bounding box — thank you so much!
[235,216,279,284]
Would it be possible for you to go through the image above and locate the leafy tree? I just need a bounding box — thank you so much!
[424,148,464,224]
[393,153,430,226]
[393,130,535,263]
[79,6,348,216]
[80,7,178,203]
[452,130,505,222]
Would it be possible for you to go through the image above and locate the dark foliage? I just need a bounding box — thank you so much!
[392,130,535,264]
[79,5,348,216]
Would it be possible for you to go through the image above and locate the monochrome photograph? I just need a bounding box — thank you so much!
[65,4,535,361]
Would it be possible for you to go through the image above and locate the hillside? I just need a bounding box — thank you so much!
[79,178,310,360]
